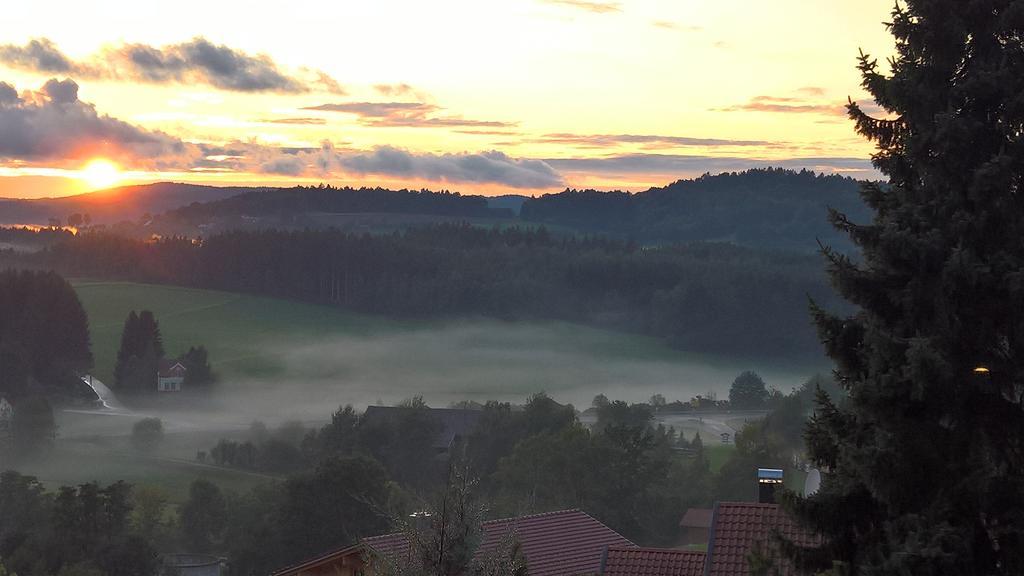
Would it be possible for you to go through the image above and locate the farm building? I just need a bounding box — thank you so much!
[361,405,482,456]
[157,359,187,392]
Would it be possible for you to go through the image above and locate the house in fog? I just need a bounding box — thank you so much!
[361,405,482,456]
[157,359,187,392]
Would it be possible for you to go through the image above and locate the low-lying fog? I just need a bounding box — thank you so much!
[64,320,826,439]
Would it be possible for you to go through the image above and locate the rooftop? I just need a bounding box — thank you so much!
[365,509,635,576]
[704,502,819,576]
[362,405,483,450]
[602,546,706,576]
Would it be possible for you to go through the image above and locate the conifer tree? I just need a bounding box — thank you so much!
[785,1,1024,574]
[113,310,164,392]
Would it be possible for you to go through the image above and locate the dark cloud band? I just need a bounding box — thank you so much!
[0,38,344,94]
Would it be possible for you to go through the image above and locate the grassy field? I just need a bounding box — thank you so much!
[72,281,814,409]
[74,280,413,384]
[15,440,275,504]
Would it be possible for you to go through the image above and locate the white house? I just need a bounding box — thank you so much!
[157,360,187,392]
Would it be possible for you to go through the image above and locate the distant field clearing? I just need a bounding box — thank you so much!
[73,281,824,418]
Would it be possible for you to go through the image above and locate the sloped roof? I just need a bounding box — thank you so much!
[362,405,482,450]
[603,546,706,576]
[704,502,819,576]
[364,509,636,576]
[679,508,713,529]
[157,359,187,378]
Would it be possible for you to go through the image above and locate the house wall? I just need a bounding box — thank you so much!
[679,526,709,547]
[158,377,185,392]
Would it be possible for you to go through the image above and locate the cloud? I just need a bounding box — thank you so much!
[716,95,846,115]
[0,37,344,94]
[0,39,74,73]
[372,83,427,100]
[540,0,622,13]
[303,101,517,129]
[0,78,561,188]
[0,78,196,166]
[652,21,702,31]
[528,133,775,148]
[717,94,887,119]
[339,146,563,188]
[544,153,878,178]
[797,86,826,96]
[259,117,328,125]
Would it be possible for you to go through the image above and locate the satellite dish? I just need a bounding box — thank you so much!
[804,468,822,496]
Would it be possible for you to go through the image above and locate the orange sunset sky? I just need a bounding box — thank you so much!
[0,0,896,199]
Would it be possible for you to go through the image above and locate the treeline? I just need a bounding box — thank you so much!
[10,225,843,359]
[520,168,872,252]
[165,184,511,222]
[0,269,92,400]
[198,378,830,574]
[0,474,159,576]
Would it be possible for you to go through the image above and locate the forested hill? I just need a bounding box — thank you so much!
[7,225,843,360]
[520,168,872,252]
[164,185,512,221]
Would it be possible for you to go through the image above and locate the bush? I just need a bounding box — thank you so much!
[131,418,164,451]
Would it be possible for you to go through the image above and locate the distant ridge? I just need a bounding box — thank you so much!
[519,168,871,252]
[1,168,872,252]
[0,182,255,225]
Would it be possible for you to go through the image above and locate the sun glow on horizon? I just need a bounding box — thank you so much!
[79,159,122,190]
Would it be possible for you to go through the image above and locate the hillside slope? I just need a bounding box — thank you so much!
[520,168,872,251]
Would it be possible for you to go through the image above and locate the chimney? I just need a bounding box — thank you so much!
[757,468,783,504]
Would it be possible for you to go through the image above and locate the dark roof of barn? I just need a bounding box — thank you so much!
[679,508,714,529]
[363,509,635,576]
[602,546,706,576]
[704,502,819,576]
[362,405,482,449]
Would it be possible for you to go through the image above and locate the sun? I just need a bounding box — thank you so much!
[79,159,123,190]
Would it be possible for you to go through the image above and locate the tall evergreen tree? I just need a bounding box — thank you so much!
[786,1,1024,574]
[113,310,164,392]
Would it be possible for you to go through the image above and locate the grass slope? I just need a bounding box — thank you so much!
[74,280,404,384]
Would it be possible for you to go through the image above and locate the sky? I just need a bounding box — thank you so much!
[0,0,897,199]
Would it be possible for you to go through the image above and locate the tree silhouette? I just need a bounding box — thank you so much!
[786,1,1024,573]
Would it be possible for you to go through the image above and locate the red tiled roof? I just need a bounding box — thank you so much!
[364,509,636,576]
[157,359,186,378]
[602,546,706,576]
[679,508,713,529]
[705,502,819,576]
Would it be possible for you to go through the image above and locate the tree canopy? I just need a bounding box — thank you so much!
[787,1,1024,573]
